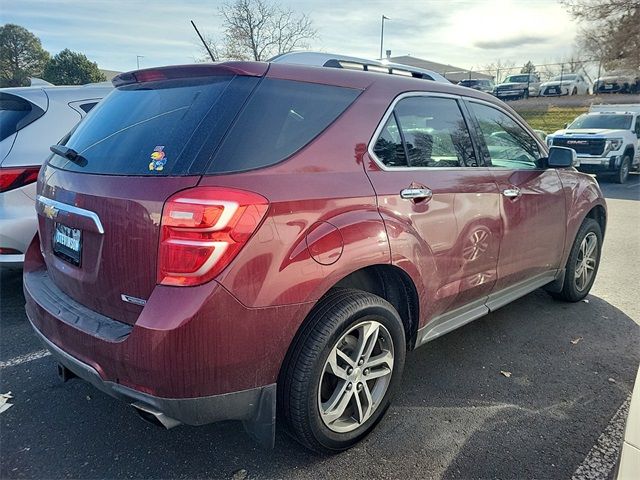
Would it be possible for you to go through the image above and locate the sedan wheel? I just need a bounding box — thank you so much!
[552,218,602,302]
[280,289,406,453]
[318,320,394,433]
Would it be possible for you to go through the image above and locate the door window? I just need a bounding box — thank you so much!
[372,96,477,168]
[469,102,541,169]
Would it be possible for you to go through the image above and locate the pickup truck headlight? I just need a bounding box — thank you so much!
[606,138,623,151]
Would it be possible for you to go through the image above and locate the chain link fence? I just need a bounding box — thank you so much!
[439,59,634,87]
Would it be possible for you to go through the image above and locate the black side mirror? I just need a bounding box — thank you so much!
[547,146,577,168]
[563,122,569,129]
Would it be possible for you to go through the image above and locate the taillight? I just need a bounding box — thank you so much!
[0,166,41,193]
[158,187,269,286]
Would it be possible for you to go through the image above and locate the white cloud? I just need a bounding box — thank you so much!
[2,0,580,71]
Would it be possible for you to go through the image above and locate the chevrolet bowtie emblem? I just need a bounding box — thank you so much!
[43,204,58,219]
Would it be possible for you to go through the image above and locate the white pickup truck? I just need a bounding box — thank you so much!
[547,104,640,183]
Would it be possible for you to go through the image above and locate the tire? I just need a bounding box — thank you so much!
[552,218,602,302]
[280,289,406,454]
[616,156,631,184]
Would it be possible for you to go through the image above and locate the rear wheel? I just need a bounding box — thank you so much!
[616,156,630,184]
[280,289,406,453]
[552,218,602,302]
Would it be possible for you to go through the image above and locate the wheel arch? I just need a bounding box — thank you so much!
[278,263,421,391]
[585,204,607,238]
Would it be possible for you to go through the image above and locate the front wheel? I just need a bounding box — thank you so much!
[280,289,406,454]
[616,156,630,184]
[552,218,602,302]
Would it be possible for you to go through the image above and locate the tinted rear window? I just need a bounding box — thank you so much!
[49,75,259,175]
[49,76,359,176]
[0,93,44,142]
[207,79,360,173]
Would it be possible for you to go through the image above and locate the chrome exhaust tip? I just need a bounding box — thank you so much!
[132,402,181,429]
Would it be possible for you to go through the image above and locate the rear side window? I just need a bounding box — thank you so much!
[373,96,476,168]
[373,114,406,167]
[79,102,98,114]
[49,75,259,175]
[207,79,360,173]
[0,93,45,142]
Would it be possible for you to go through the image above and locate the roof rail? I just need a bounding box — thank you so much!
[269,51,450,84]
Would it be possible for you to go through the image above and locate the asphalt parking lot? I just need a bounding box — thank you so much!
[1,175,639,480]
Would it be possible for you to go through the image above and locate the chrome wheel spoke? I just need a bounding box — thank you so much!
[321,381,353,424]
[326,349,350,380]
[354,322,380,363]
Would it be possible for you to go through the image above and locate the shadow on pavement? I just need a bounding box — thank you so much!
[1,285,639,479]
[599,173,640,201]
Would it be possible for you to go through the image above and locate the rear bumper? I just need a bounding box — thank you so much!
[23,234,312,445]
[29,314,274,426]
[29,315,276,446]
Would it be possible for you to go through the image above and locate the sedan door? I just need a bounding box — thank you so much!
[365,94,503,331]
[465,100,567,309]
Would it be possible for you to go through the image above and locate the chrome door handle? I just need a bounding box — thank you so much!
[400,187,433,200]
[502,187,521,198]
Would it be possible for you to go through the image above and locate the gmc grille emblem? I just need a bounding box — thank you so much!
[567,140,589,145]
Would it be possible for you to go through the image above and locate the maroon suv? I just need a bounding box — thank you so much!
[24,61,606,453]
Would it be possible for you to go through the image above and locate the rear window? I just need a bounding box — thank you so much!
[0,93,45,142]
[207,79,360,173]
[50,75,259,175]
[49,76,359,176]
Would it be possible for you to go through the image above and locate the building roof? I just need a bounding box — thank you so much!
[389,55,493,82]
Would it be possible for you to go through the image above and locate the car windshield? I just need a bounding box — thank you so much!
[459,80,479,86]
[569,114,632,130]
[551,74,577,81]
[504,75,531,83]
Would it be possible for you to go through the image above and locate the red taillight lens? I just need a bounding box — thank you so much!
[0,166,41,193]
[158,187,269,286]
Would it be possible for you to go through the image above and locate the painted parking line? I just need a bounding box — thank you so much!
[571,395,631,480]
[0,350,50,369]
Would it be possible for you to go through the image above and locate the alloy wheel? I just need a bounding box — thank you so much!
[574,232,598,291]
[318,320,394,433]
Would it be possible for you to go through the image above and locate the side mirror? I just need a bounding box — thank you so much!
[547,146,578,168]
[563,122,568,129]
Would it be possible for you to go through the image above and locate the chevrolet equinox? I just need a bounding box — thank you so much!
[24,61,606,453]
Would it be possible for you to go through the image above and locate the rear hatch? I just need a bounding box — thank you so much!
[36,64,266,324]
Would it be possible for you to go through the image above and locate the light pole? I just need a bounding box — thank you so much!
[379,15,389,60]
[136,55,144,69]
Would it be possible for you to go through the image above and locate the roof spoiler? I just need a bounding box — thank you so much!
[112,62,269,87]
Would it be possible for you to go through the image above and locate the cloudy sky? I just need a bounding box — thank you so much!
[2,0,580,72]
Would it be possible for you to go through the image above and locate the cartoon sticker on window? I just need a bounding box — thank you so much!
[149,146,167,171]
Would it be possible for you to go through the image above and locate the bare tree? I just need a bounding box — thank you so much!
[561,0,639,70]
[482,59,516,83]
[216,0,317,61]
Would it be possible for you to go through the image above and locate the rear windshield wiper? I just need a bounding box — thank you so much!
[50,145,87,166]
